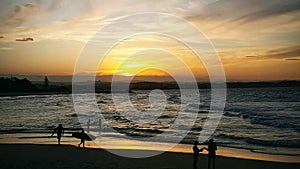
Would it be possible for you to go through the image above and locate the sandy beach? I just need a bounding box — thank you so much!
[0,144,299,169]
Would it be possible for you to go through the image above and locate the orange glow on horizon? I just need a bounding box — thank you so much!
[96,34,208,79]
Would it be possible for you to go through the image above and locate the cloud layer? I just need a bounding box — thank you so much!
[16,37,34,42]
[0,0,299,80]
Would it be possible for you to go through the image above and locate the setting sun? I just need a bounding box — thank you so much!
[96,34,207,80]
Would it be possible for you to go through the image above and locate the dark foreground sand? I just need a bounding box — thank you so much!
[0,144,299,169]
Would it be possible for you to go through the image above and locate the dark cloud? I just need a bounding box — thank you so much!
[3,2,40,27]
[16,37,34,42]
[1,0,90,29]
[286,58,299,61]
[245,46,300,60]
[244,46,300,60]
[48,0,68,11]
[265,46,300,59]
[235,0,300,23]
[187,0,300,23]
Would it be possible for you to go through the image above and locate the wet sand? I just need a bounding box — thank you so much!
[0,144,299,169]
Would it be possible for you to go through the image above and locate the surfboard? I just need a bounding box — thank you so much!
[72,132,96,141]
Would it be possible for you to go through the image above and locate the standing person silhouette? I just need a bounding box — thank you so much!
[50,124,64,145]
[87,119,90,133]
[207,138,217,169]
[193,141,202,169]
[78,129,85,148]
[98,117,102,134]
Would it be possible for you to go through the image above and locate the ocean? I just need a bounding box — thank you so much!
[0,87,299,157]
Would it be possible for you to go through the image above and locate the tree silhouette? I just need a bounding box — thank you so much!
[0,77,38,92]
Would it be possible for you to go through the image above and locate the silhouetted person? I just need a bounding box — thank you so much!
[207,138,217,169]
[78,129,85,148]
[44,76,49,89]
[193,141,202,169]
[98,118,102,133]
[87,119,90,133]
[50,124,64,145]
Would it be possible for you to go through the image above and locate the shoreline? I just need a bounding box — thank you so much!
[0,143,299,169]
[0,133,299,163]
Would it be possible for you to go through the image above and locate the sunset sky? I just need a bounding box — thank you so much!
[0,0,299,81]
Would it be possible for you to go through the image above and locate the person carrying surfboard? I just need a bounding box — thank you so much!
[72,129,96,148]
[50,123,64,145]
[78,129,85,148]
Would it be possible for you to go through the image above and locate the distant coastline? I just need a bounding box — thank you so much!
[0,76,69,96]
[0,76,299,96]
